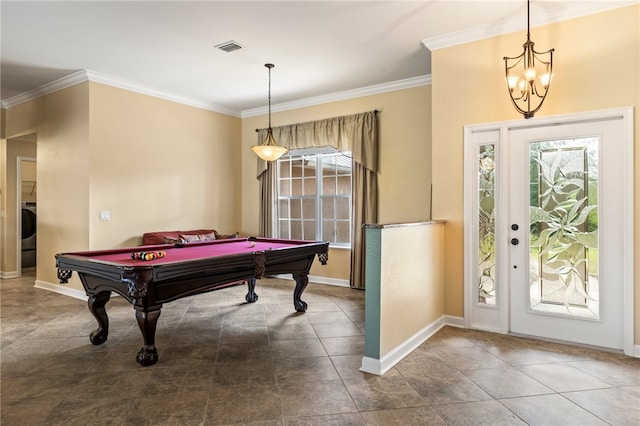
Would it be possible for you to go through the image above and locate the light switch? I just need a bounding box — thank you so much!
[99,210,111,221]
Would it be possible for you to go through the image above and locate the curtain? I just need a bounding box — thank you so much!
[256,110,378,289]
[350,160,378,289]
[257,162,277,237]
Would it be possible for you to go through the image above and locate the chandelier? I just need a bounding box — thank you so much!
[503,0,554,119]
[252,63,288,162]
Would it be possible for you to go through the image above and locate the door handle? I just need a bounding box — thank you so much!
[511,238,519,246]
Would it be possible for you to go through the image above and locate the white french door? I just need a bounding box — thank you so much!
[464,108,634,353]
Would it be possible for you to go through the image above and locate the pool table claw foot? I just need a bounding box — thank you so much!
[136,346,158,366]
[89,329,108,345]
[87,292,111,345]
[293,272,309,313]
[294,300,308,312]
[245,278,259,303]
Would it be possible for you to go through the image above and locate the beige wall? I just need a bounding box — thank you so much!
[431,6,640,340]
[379,223,444,356]
[87,82,242,249]
[3,82,241,291]
[241,85,432,280]
[4,83,90,286]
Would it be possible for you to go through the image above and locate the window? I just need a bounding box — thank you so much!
[276,148,352,247]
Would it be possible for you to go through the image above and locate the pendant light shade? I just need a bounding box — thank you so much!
[252,63,288,162]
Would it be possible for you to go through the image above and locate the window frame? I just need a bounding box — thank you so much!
[275,148,352,248]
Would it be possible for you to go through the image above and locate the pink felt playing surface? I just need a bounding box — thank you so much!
[78,239,298,266]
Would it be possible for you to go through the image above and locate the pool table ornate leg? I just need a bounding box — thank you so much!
[292,272,309,312]
[87,292,111,345]
[245,278,259,303]
[134,307,161,366]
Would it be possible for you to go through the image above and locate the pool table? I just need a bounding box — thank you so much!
[55,237,329,366]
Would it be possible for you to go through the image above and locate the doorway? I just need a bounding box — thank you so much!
[463,107,634,354]
[17,157,37,275]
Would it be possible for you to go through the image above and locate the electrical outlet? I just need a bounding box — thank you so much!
[99,210,110,221]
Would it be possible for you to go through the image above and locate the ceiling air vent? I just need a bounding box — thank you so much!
[214,41,243,53]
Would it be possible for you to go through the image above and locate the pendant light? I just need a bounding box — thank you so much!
[503,0,554,119]
[252,63,288,161]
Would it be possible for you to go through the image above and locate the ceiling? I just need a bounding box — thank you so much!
[1,1,635,115]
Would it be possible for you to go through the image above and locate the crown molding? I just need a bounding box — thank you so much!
[85,70,239,117]
[1,69,240,116]
[241,74,431,118]
[422,0,639,51]
[1,70,89,109]
[1,68,430,117]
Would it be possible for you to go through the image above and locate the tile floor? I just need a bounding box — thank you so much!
[1,269,639,425]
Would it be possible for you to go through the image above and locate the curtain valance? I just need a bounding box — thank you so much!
[256,110,378,177]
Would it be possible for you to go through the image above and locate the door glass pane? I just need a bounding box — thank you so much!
[478,145,496,305]
[529,137,599,319]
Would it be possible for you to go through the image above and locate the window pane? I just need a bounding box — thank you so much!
[337,164,351,175]
[335,198,350,220]
[291,220,302,240]
[290,199,301,218]
[278,220,289,239]
[279,179,291,196]
[303,220,316,240]
[322,198,335,218]
[302,198,316,219]
[303,157,316,178]
[336,221,350,244]
[280,161,291,178]
[303,177,316,195]
[337,176,351,195]
[322,220,335,241]
[292,178,302,196]
[322,157,336,176]
[291,159,305,171]
[323,177,336,195]
[278,199,289,219]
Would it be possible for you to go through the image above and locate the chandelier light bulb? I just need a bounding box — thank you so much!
[525,67,536,82]
[540,72,551,88]
[507,75,520,90]
[518,78,526,93]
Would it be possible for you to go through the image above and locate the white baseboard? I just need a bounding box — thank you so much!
[443,315,465,328]
[271,274,350,288]
[0,271,19,279]
[360,315,466,376]
[34,280,88,301]
[309,275,350,287]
